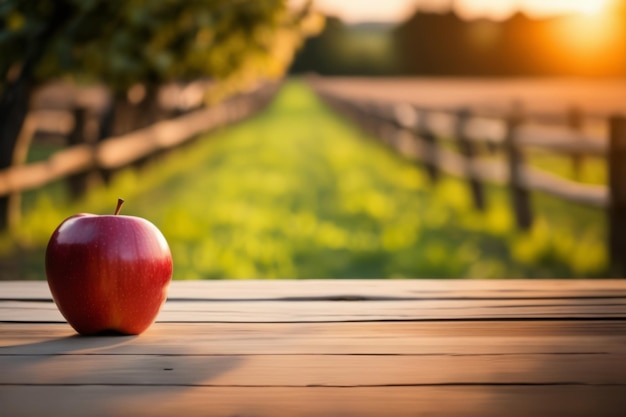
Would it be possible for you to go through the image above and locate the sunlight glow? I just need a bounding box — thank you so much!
[551,10,621,61]
[292,0,615,22]
[534,0,611,16]
[457,0,613,20]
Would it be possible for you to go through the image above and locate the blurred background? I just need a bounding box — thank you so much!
[1,0,625,280]
[291,0,626,77]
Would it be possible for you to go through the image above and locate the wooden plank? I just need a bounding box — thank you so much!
[390,105,607,155]
[385,99,607,155]
[1,386,625,417]
[2,280,625,323]
[2,280,625,301]
[517,125,606,155]
[520,164,608,208]
[108,278,626,300]
[0,84,276,197]
[2,297,625,323]
[0,144,95,196]
[2,352,624,386]
[2,279,624,417]
[95,106,227,169]
[155,299,626,322]
[378,115,608,207]
[315,84,610,207]
[2,322,625,356]
[0,105,226,195]
[310,77,626,118]
[32,109,74,135]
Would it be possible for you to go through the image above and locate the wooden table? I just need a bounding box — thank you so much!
[1,279,625,416]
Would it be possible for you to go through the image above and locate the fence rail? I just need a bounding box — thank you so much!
[309,78,625,276]
[0,82,279,228]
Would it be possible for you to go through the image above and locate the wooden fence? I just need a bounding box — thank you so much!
[309,79,626,276]
[0,82,280,230]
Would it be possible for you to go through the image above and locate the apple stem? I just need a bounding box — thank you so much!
[114,198,125,215]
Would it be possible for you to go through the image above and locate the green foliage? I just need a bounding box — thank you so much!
[0,80,609,279]
[290,18,399,76]
[1,0,313,94]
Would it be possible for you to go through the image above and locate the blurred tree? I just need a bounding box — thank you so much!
[394,10,468,76]
[394,6,626,77]
[0,1,72,231]
[289,16,398,76]
[0,0,318,229]
[290,15,344,75]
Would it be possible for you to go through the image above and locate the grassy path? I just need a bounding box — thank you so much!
[2,80,608,279]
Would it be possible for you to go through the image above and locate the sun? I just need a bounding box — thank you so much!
[520,0,613,19]
[567,0,611,16]
[547,0,622,73]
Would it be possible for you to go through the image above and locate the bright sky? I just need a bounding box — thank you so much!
[300,0,612,22]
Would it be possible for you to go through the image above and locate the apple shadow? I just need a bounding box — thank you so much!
[1,329,245,385]
[0,332,135,354]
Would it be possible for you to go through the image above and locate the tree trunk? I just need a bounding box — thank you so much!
[66,107,103,200]
[0,3,72,231]
[0,77,32,231]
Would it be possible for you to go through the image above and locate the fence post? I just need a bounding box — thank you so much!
[375,105,396,147]
[417,110,439,184]
[456,107,485,210]
[505,102,532,230]
[0,113,37,232]
[609,115,626,276]
[66,107,90,200]
[567,106,584,180]
[362,102,380,138]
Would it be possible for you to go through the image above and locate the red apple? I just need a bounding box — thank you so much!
[45,199,173,335]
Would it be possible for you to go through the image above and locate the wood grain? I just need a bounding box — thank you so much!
[1,386,625,417]
[3,298,626,323]
[3,279,625,301]
[1,280,625,417]
[2,321,625,355]
[2,352,625,386]
[2,280,625,324]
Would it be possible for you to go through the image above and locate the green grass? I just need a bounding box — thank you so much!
[0,79,609,279]
[526,150,606,185]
